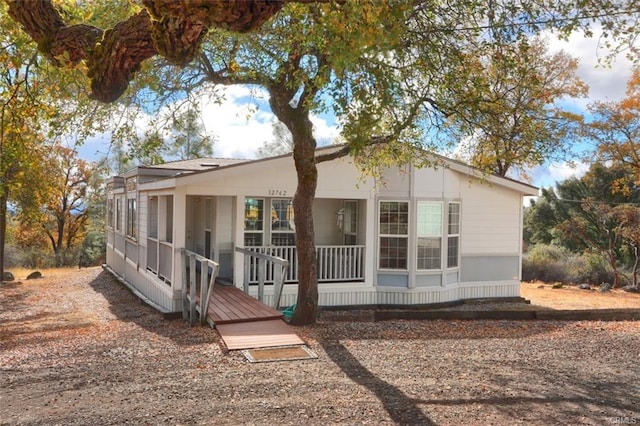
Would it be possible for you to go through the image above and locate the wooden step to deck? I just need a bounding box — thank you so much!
[216,319,305,350]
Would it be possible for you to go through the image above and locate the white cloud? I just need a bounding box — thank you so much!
[544,28,635,108]
[198,87,274,159]
[73,86,340,163]
[198,86,340,159]
[75,28,633,169]
[530,161,590,188]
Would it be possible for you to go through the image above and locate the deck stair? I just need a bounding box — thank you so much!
[182,249,304,350]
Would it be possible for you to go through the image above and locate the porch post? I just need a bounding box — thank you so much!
[365,196,377,288]
[233,195,246,289]
[173,187,188,291]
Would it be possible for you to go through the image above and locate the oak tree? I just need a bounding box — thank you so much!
[446,37,587,178]
[6,0,639,323]
[588,68,640,191]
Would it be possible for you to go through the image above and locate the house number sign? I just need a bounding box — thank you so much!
[268,189,287,196]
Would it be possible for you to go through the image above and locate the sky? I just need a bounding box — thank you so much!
[527,30,635,189]
[75,28,636,191]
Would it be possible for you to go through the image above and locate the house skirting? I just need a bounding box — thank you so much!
[107,247,519,312]
[106,245,182,313]
[249,280,521,309]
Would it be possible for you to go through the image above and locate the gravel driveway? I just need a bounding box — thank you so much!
[1,267,639,425]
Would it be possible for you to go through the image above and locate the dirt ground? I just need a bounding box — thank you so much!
[1,268,639,425]
[521,281,640,310]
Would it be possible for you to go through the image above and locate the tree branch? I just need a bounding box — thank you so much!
[5,0,293,103]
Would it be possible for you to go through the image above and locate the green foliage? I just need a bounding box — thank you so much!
[523,244,615,285]
[445,37,587,177]
[79,228,106,267]
[165,106,215,160]
[522,244,571,283]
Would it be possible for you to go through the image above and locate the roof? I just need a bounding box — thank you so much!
[138,157,249,171]
[125,144,538,196]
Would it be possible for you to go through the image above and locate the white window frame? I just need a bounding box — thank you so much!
[126,198,137,240]
[378,200,409,270]
[343,200,358,245]
[107,198,114,229]
[416,200,443,271]
[115,197,122,232]
[270,198,295,246]
[148,196,158,239]
[244,197,265,247]
[447,202,461,268]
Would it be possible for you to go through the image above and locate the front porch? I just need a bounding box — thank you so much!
[181,194,369,287]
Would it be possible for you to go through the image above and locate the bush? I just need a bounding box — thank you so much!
[79,229,106,267]
[579,253,616,285]
[4,245,56,269]
[522,244,570,283]
[3,245,23,268]
[523,244,616,285]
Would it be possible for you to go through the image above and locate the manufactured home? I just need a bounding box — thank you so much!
[105,146,538,314]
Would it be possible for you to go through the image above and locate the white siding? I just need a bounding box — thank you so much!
[412,166,452,198]
[376,165,411,198]
[460,180,522,254]
[177,156,376,199]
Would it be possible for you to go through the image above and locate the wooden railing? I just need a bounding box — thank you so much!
[181,249,219,326]
[243,245,365,284]
[235,247,289,310]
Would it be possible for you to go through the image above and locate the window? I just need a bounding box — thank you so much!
[271,199,295,246]
[244,198,264,246]
[416,201,442,270]
[126,198,137,239]
[447,202,460,268]
[343,200,358,245]
[378,201,409,269]
[148,197,158,239]
[107,199,114,228]
[165,196,173,243]
[115,198,122,231]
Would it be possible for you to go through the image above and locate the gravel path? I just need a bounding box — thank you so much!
[1,268,639,425]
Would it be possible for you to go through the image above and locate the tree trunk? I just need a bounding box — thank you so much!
[606,248,620,288]
[0,187,7,282]
[632,245,640,289]
[289,129,319,325]
[268,82,320,325]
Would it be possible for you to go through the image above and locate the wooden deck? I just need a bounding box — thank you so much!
[206,285,304,350]
[207,284,283,325]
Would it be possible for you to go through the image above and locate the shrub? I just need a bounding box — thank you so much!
[579,253,616,285]
[523,244,617,285]
[79,229,106,267]
[522,244,570,283]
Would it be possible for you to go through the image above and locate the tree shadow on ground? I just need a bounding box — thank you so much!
[87,269,218,347]
[0,281,33,315]
[414,373,639,423]
[309,317,562,342]
[320,337,639,424]
[322,339,436,425]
